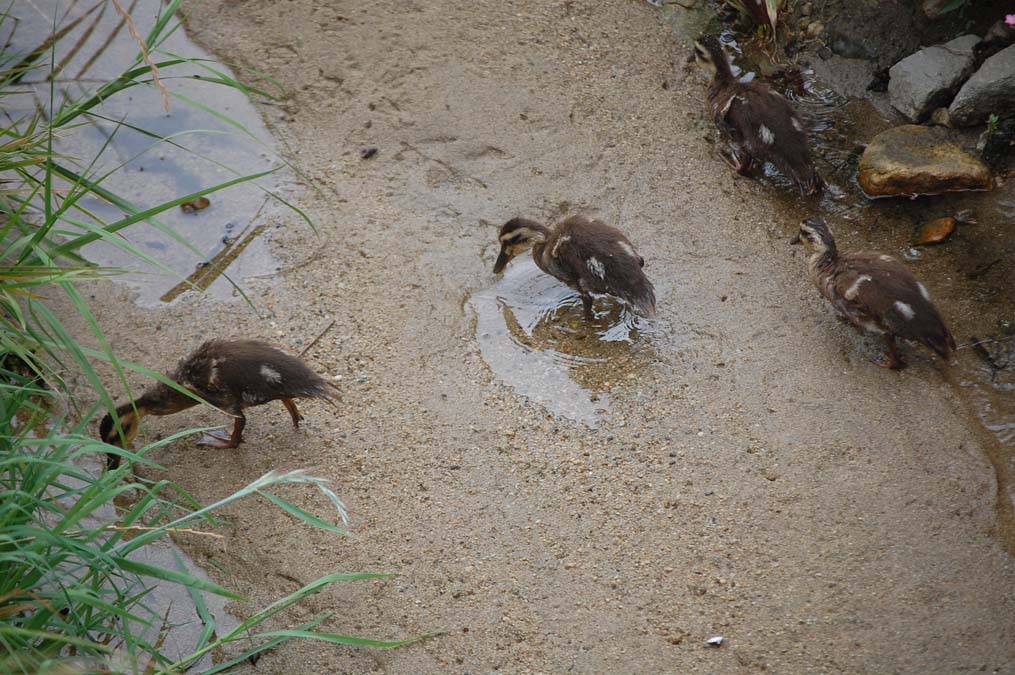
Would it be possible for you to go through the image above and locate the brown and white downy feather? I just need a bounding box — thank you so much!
[696,35,824,195]
[797,218,955,361]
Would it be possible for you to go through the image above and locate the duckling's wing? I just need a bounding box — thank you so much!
[843,255,956,355]
[187,340,337,405]
[555,218,656,315]
[724,84,822,192]
[726,85,806,155]
[172,340,232,401]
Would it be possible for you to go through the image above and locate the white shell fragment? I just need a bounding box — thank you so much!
[706,636,725,647]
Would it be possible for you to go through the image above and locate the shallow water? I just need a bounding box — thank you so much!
[469,258,645,425]
[60,457,240,671]
[468,251,719,427]
[4,1,285,305]
[713,28,1015,549]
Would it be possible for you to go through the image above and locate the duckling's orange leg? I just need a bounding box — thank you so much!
[723,145,754,175]
[873,335,907,370]
[198,413,246,448]
[282,398,303,428]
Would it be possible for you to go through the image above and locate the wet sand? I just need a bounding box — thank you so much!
[86,1,1015,672]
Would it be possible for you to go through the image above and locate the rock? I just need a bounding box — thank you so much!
[888,35,979,122]
[929,107,952,126]
[950,44,1015,126]
[857,125,993,197]
[922,0,956,19]
[867,67,890,93]
[977,116,1015,168]
[913,217,956,245]
[800,2,812,16]
[180,196,211,213]
[975,19,1015,65]
[828,30,872,59]
[806,22,824,38]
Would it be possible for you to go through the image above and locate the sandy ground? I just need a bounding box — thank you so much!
[84,1,1015,672]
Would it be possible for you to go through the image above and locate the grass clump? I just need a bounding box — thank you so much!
[1,2,426,671]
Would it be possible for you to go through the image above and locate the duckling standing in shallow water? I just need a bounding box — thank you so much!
[792,217,956,370]
[493,216,656,321]
[100,339,338,468]
[694,35,825,195]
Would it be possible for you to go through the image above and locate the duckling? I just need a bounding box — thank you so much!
[693,35,825,195]
[791,217,955,369]
[493,215,656,320]
[100,339,338,468]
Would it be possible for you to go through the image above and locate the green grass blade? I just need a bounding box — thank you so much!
[197,614,330,675]
[252,629,435,649]
[257,492,349,536]
[111,557,242,601]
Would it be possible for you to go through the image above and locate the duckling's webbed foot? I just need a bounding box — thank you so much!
[197,414,246,449]
[873,335,907,370]
[282,398,303,428]
[722,145,754,175]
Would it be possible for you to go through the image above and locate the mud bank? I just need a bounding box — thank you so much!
[80,1,1015,672]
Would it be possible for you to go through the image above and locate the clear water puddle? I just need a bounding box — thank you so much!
[468,258,659,425]
[4,1,285,305]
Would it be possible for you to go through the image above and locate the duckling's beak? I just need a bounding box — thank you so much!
[493,249,512,274]
[789,233,801,245]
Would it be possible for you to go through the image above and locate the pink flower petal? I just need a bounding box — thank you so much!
[1006,13,1015,27]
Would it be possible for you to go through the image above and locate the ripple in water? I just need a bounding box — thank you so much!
[469,259,656,425]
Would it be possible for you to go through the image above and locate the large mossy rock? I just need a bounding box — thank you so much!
[857,125,992,197]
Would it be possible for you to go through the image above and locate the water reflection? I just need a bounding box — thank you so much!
[470,259,658,425]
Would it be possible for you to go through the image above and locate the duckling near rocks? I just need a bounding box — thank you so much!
[791,217,956,370]
[694,35,825,195]
[493,215,656,321]
[100,339,338,468]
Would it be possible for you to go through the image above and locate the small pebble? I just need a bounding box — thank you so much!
[914,217,956,246]
[360,147,379,159]
[180,196,211,213]
[929,107,952,127]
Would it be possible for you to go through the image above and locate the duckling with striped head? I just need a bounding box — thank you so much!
[494,215,656,321]
[792,217,955,369]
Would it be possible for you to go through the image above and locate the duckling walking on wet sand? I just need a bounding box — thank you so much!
[694,35,825,195]
[493,216,656,321]
[792,217,956,370]
[100,339,338,468]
